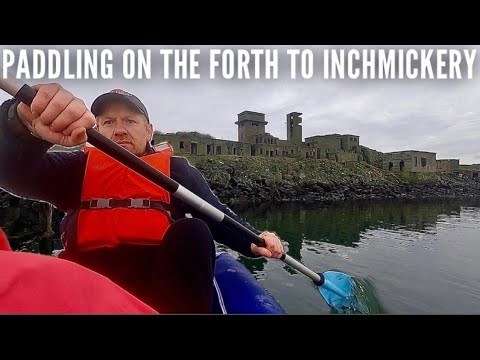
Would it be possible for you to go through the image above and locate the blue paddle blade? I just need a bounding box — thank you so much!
[318,271,365,314]
[318,272,384,314]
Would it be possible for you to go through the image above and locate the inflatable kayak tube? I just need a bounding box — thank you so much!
[212,252,286,314]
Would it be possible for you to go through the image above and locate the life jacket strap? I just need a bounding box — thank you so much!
[80,198,173,222]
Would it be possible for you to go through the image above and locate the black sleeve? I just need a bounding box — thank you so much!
[170,156,261,258]
[0,98,86,212]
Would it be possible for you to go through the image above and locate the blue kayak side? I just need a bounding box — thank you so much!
[212,252,286,314]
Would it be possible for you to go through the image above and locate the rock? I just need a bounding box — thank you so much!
[184,156,480,206]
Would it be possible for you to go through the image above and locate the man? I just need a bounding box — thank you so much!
[0,83,285,314]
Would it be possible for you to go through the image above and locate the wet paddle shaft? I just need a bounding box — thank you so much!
[0,74,349,299]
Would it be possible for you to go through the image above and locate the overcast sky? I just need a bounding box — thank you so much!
[1,45,479,165]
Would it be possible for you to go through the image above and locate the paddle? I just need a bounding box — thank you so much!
[0,72,359,313]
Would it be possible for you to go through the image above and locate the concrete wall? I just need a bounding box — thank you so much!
[383,151,437,173]
[235,111,268,144]
[436,159,460,173]
[305,135,343,153]
[286,112,302,144]
[341,135,360,152]
[153,133,251,157]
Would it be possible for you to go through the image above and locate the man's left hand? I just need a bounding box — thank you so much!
[251,231,285,259]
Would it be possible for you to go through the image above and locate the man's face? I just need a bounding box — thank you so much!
[95,101,153,156]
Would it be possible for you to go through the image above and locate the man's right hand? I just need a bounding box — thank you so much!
[16,83,96,147]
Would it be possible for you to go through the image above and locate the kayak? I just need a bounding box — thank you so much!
[213,252,285,314]
[0,228,285,314]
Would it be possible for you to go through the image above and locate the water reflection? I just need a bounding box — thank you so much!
[232,197,480,274]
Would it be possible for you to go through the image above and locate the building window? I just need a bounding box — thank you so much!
[414,156,418,167]
[421,158,427,167]
[179,141,184,149]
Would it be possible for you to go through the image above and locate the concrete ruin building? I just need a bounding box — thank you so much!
[151,109,475,176]
[383,151,464,175]
[459,164,480,180]
[382,151,437,173]
[436,159,460,174]
[153,110,362,163]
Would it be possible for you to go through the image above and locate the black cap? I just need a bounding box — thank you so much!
[91,89,149,123]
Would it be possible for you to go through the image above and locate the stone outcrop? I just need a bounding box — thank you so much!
[187,156,480,207]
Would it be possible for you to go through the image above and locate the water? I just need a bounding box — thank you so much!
[227,197,480,315]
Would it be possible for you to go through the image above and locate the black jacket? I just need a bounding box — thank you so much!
[0,98,260,257]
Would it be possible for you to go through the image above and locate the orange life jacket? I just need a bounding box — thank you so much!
[65,142,174,252]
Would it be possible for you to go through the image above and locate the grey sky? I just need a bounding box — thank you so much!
[1,45,479,164]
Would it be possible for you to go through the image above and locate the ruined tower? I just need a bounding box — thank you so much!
[286,112,302,144]
[235,111,268,143]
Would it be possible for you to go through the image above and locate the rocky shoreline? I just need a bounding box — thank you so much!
[1,156,479,251]
[188,156,480,207]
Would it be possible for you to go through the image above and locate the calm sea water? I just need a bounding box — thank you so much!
[229,197,480,315]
